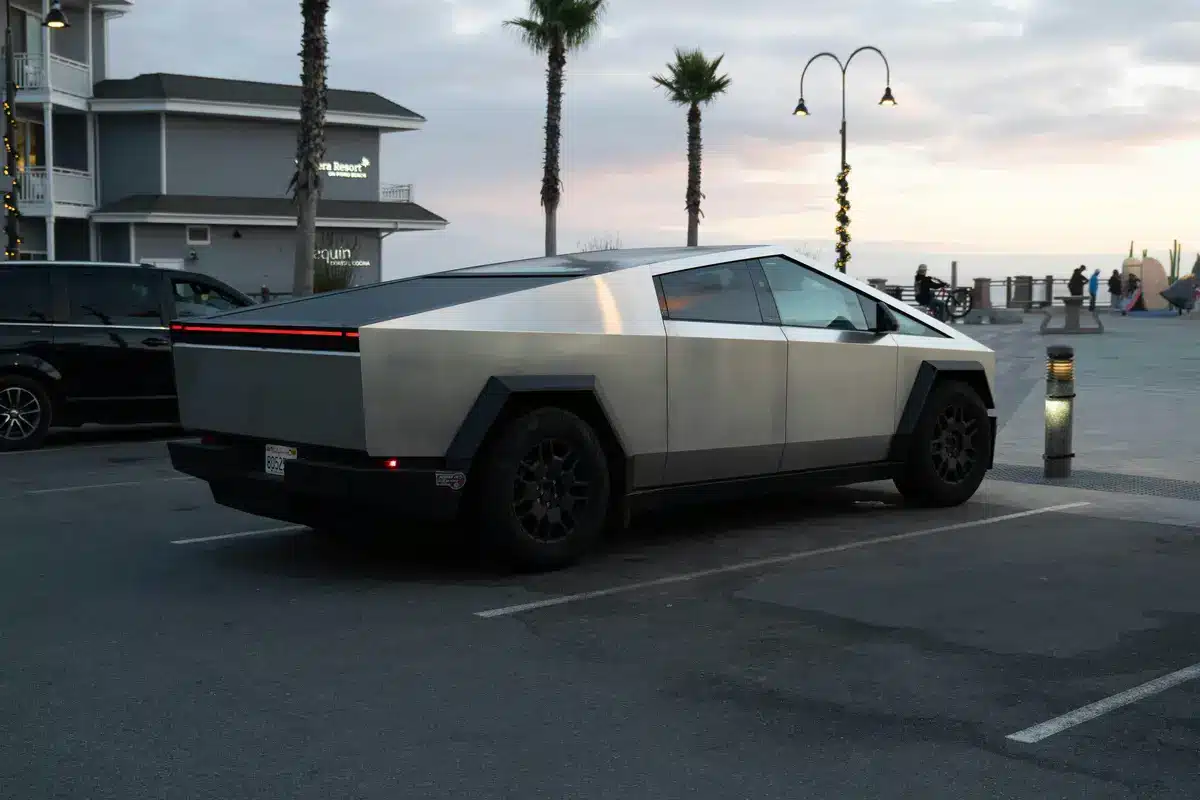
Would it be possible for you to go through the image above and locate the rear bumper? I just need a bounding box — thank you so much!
[168,441,464,526]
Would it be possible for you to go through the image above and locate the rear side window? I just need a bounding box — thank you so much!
[65,269,163,326]
[657,261,764,324]
[0,267,52,322]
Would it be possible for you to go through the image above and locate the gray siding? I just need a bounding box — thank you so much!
[96,114,161,204]
[49,12,88,63]
[91,10,107,83]
[163,116,380,201]
[133,223,383,295]
[52,111,88,171]
[97,223,130,261]
[16,218,47,254]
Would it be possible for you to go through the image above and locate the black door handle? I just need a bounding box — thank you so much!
[143,337,170,347]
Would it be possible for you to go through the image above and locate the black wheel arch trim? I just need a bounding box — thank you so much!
[1,353,63,383]
[888,360,997,467]
[444,375,627,474]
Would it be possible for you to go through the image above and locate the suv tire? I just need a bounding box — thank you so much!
[894,380,990,507]
[0,373,52,452]
[476,407,611,571]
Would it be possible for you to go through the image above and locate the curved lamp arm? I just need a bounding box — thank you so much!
[794,51,843,116]
[845,45,894,107]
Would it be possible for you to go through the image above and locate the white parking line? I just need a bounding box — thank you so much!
[170,525,307,545]
[24,476,196,494]
[1006,663,1200,744]
[474,502,1091,619]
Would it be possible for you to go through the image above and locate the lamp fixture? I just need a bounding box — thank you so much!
[792,98,808,116]
[43,1,69,28]
[879,86,896,106]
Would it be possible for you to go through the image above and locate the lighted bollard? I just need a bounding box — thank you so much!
[1044,345,1075,478]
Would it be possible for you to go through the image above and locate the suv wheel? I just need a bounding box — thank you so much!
[894,380,990,507]
[476,407,611,571]
[0,374,52,452]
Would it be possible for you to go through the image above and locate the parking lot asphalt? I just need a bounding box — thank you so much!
[4,435,1200,799]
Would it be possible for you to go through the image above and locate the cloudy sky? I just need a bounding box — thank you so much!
[110,0,1198,281]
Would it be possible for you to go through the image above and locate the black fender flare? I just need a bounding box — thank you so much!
[0,353,63,383]
[444,375,623,472]
[887,360,997,467]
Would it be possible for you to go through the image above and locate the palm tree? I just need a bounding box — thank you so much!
[504,0,607,257]
[652,48,731,247]
[289,0,330,297]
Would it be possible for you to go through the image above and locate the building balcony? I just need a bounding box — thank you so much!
[380,183,413,202]
[4,52,92,104]
[15,166,94,217]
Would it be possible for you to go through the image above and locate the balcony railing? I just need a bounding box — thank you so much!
[4,52,90,97]
[380,183,413,203]
[16,167,94,208]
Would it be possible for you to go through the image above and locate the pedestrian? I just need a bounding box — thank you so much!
[1107,269,1123,311]
[1123,272,1140,315]
[1067,265,1087,296]
[1087,268,1100,311]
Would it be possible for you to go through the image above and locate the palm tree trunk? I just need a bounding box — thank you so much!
[685,103,702,247]
[291,0,329,297]
[541,41,566,256]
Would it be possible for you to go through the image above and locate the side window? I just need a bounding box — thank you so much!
[0,267,52,322]
[891,309,948,338]
[66,270,163,326]
[172,279,242,317]
[657,261,764,324]
[760,256,869,331]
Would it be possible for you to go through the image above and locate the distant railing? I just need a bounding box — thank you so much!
[49,54,90,97]
[380,183,413,203]
[8,53,46,90]
[867,276,1123,311]
[17,167,95,208]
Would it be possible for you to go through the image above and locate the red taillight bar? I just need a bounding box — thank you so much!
[170,323,358,338]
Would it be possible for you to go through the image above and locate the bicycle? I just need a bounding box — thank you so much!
[931,285,973,320]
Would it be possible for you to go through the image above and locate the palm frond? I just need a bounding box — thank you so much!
[505,0,607,52]
[651,47,732,106]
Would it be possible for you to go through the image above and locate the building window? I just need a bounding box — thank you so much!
[186,226,211,246]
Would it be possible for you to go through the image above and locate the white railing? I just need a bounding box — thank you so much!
[49,54,90,97]
[1,53,90,95]
[380,183,413,202]
[16,167,94,208]
[9,53,47,91]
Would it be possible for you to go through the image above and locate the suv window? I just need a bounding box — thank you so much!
[658,261,764,324]
[891,309,947,337]
[0,267,52,323]
[760,256,869,331]
[65,269,163,326]
[171,278,245,318]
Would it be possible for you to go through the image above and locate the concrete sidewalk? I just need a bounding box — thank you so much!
[962,312,1200,525]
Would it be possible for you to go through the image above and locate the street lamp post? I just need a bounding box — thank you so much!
[792,46,894,273]
[4,0,68,259]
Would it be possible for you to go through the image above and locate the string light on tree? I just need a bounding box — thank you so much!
[834,163,851,272]
[3,93,22,259]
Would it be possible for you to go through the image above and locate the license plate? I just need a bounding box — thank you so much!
[264,444,297,476]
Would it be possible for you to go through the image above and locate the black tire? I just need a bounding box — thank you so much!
[0,373,52,452]
[893,380,991,507]
[475,407,611,571]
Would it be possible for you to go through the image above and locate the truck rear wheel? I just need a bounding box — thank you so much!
[475,407,611,571]
[894,380,990,507]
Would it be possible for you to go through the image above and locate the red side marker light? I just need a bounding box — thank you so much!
[384,458,398,469]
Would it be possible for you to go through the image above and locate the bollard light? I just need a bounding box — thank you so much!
[1044,345,1075,479]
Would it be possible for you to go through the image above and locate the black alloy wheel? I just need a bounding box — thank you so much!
[894,380,990,507]
[476,407,611,571]
[512,437,593,543]
[929,400,980,484]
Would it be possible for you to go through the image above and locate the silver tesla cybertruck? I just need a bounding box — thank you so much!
[167,245,996,570]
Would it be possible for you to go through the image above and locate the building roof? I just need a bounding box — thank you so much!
[91,194,447,230]
[92,73,424,122]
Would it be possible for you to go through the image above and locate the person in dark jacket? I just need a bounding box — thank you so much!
[1067,265,1087,296]
[1107,270,1123,311]
[914,263,948,321]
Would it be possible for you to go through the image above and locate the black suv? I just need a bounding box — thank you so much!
[0,261,254,451]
